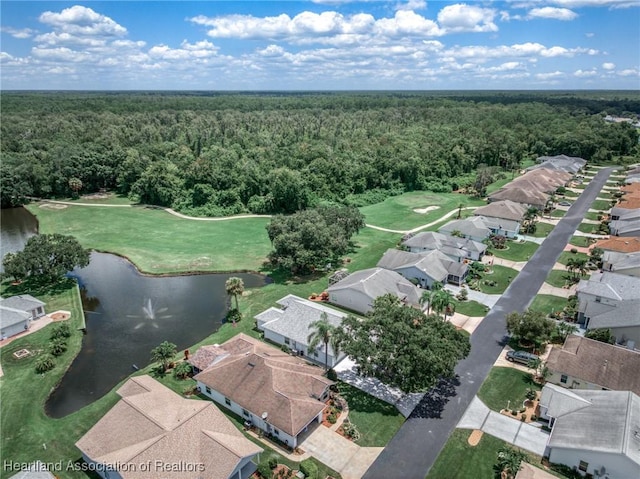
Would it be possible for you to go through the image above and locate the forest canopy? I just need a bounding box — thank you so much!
[1,91,638,212]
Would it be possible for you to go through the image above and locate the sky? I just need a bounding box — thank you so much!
[1,0,639,90]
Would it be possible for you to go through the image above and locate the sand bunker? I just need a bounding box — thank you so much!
[413,206,441,214]
[40,203,67,210]
[82,193,111,200]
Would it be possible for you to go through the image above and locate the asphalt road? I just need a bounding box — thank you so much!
[362,168,614,479]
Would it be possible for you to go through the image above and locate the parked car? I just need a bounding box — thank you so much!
[558,201,572,207]
[506,350,538,365]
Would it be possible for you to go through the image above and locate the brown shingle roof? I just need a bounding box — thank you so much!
[594,236,640,253]
[621,183,640,196]
[546,335,640,395]
[76,375,262,479]
[188,345,230,372]
[194,333,332,437]
[473,200,527,222]
[615,197,640,210]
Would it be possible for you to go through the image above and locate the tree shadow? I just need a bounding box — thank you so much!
[408,375,461,420]
[1,277,75,298]
[257,262,328,286]
[337,383,401,417]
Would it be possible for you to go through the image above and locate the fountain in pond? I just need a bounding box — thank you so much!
[126,298,172,329]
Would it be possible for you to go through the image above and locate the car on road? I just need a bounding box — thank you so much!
[506,350,538,365]
[558,201,572,206]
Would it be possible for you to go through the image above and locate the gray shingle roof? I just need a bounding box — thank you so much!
[531,155,587,174]
[541,384,640,467]
[577,272,640,301]
[439,217,491,239]
[327,268,421,306]
[611,207,640,221]
[0,294,45,311]
[0,306,31,329]
[473,200,527,222]
[610,219,640,236]
[488,187,549,207]
[586,300,640,329]
[603,250,640,273]
[402,231,487,255]
[377,249,447,281]
[255,295,347,354]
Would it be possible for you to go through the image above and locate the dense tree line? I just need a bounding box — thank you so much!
[2,92,638,211]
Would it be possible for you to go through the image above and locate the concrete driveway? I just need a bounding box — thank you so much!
[458,397,549,456]
[299,425,383,479]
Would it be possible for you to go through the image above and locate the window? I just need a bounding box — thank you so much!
[273,428,279,436]
[284,337,290,345]
[225,397,231,406]
[595,296,601,303]
[242,409,250,417]
[560,374,568,384]
[313,349,318,357]
[205,386,211,394]
[578,460,588,472]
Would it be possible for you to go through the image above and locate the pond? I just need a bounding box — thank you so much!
[0,207,38,271]
[0,206,269,417]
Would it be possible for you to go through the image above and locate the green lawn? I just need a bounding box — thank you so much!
[477,265,519,294]
[529,222,554,238]
[489,240,538,262]
[358,191,484,231]
[584,211,601,221]
[26,203,273,274]
[427,429,551,479]
[556,251,589,266]
[528,295,569,316]
[590,199,612,211]
[336,383,405,447]
[0,279,121,479]
[550,209,566,218]
[485,176,513,195]
[455,300,489,317]
[569,236,593,247]
[564,189,580,197]
[576,222,608,235]
[545,270,588,288]
[477,367,540,413]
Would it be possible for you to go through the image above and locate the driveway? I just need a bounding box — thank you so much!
[444,285,501,309]
[457,397,549,456]
[363,168,614,479]
[299,425,383,479]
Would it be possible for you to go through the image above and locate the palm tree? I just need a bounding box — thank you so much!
[431,289,455,320]
[151,341,177,373]
[225,276,245,311]
[307,313,340,371]
[522,206,539,234]
[420,281,443,315]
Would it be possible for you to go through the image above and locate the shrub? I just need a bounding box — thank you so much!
[48,338,68,357]
[326,368,338,381]
[300,459,318,479]
[50,322,71,340]
[268,458,278,470]
[531,415,538,421]
[342,422,361,441]
[35,354,56,373]
[511,410,518,416]
[173,361,192,379]
[570,248,578,254]
[521,414,526,421]
[327,413,338,424]
[280,345,291,354]
[257,460,273,479]
[525,388,537,401]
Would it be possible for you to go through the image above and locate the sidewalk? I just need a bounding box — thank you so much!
[538,282,576,297]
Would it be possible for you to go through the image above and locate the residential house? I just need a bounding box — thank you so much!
[530,155,587,174]
[612,197,640,211]
[602,250,640,276]
[594,236,640,254]
[577,272,640,348]
[326,267,421,314]
[0,294,46,340]
[488,187,549,209]
[195,334,332,448]
[538,384,640,479]
[255,294,347,368]
[376,249,468,288]
[438,216,492,242]
[188,344,230,375]
[402,231,487,262]
[609,206,640,221]
[474,200,527,223]
[488,167,572,208]
[609,218,640,236]
[76,375,263,479]
[545,335,640,395]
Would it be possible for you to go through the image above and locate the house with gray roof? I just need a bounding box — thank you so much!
[610,206,640,222]
[488,187,549,209]
[531,155,587,174]
[402,231,487,262]
[474,200,527,223]
[377,249,467,288]
[255,295,347,368]
[438,217,492,242]
[577,272,640,349]
[610,218,640,237]
[0,294,46,340]
[602,251,640,277]
[539,384,640,479]
[327,267,421,315]
[546,335,640,395]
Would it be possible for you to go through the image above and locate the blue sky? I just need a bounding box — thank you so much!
[1,1,639,90]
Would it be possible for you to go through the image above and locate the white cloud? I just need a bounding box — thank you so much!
[437,4,498,33]
[528,7,578,20]
[445,42,597,61]
[39,5,127,37]
[148,40,220,61]
[574,69,597,77]
[550,0,639,8]
[617,68,640,76]
[374,10,443,36]
[1,27,35,39]
[602,62,616,70]
[536,71,565,80]
[396,0,427,11]
[585,32,595,37]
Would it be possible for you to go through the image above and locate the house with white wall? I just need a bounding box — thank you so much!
[376,248,467,288]
[545,335,640,395]
[0,294,46,340]
[326,267,421,315]
[76,375,263,479]
[539,384,640,479]
[402,231,486,262]
[255,295,347,368]
[602,251,640,277]
[438,216,492,242]
[194,334,332,449]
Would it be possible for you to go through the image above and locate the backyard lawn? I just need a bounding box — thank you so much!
[358,191,484,232]
[477,265,519,295]
[336,383,405,447]
[455,300,489,317]
[489,240,538,262]
[477,367,541,413]
[26,203,272,274]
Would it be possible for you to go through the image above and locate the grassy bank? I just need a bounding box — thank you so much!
[26,203,272,273]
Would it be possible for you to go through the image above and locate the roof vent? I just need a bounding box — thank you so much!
[248,362,255,367]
